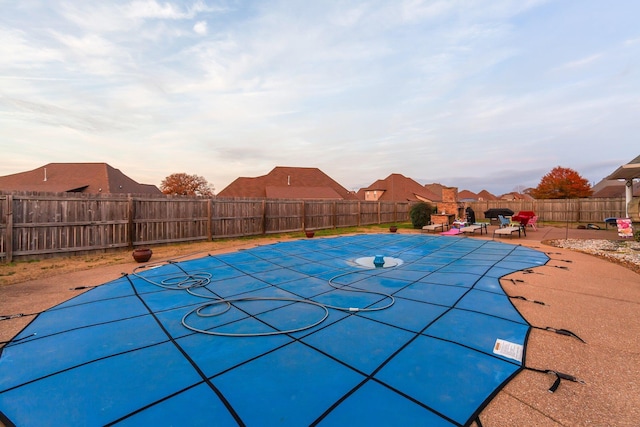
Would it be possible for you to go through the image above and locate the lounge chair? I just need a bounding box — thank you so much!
[493,226,523,238]
[460,223,488,235]
[422,223,448,233]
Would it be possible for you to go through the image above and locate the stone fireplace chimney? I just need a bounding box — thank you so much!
[430,187,464,227]
[437,187,462,217]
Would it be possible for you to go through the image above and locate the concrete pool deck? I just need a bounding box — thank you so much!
[1,225,639,426]
[470,226,640,426]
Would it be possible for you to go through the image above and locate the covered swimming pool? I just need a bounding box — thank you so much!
[0,234,549,426]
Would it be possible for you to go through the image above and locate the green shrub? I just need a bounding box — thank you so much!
[410,202,434,228]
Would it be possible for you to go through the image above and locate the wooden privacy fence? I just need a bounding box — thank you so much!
[0,193,410,262]
[0,192,627,262]
[467,198,626,223]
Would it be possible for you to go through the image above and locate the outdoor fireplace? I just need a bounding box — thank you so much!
[431,187,463,226]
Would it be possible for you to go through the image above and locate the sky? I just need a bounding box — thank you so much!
[1,0,639,196]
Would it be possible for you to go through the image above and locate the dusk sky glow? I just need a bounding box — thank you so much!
[2,1,638,195]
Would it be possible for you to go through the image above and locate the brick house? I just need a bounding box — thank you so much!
[0,163,161,194]
[217,166,358,200]
[357,174,440,202]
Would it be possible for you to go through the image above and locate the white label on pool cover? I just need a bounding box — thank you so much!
[493,339,523,362]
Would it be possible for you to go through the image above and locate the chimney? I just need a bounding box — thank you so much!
[437,187,462,216]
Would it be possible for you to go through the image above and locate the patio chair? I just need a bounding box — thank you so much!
[527,215,538,231]
[497,215,511,228]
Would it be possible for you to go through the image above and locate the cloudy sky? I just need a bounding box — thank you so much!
[1,0,638,195]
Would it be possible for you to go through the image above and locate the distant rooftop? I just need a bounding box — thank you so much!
[0,163,161,194]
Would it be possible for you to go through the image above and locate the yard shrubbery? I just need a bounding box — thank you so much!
[409,202,435,228]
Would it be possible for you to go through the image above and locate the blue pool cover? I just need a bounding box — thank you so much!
[0,234,548,426]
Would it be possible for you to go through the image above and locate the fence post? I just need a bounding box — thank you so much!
[577,199,582,223]
[357,201,361,227]
[127,195,135,248]
[207,198,213,241]
[5,195,13,263]
[262,200,266,235]
[301,201,306,231]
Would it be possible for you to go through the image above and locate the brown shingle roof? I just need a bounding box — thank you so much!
[360,174,440,202]
[424,183,445,202]
[499,192,534,201]
[591,179,640,198]
[425,185,498,201]
[218,166,357,200]
[0,163,161,194]
[265,186,342,199]
[458,190,478,200]
[476,190,498,201]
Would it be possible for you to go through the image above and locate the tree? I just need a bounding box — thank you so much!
[161,173,214,197]
[530,166,592,199]
[409,202,435,228]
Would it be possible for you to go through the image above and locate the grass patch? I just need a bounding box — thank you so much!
[0,224,415,286]
[41,264,64,270]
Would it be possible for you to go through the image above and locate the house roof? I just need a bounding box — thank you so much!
[217,167,357,200]
[606,154,640,181]
[265,186,343,199]
[359,174,440,202]
[458,190,478,201]
[424,183,445,202]
[591,179,640,198]
[476,190,498,201]
[0,163,161,194]
[499,192,534,201]
[424,185,499,202]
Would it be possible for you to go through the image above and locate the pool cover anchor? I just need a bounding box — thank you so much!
[0,312,40,321]
[501,277,525,285]
[526,367,586,393]
[509,295,546,305]
[534,326,586,343]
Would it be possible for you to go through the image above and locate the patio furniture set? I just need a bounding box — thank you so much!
[421,210,538,239]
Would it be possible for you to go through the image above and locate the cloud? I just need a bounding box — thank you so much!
[124,0,218,20]
[0,96,130,133]
[53,32,119,57]
[556,54,603,71]
[125,0,190,19]
[0,28,62,66]
[193,20,207,35]
[56,1,223,36]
